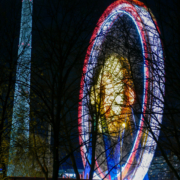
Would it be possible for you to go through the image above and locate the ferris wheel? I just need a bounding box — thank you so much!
[78,0,164,180]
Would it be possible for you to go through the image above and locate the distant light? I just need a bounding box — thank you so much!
[122,123,126,128]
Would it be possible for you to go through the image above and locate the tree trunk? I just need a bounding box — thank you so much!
[45,171,48,180]
[63,116,80,180]
[52,130,59,180]
[89,116,97,180]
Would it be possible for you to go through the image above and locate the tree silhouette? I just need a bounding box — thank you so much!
[0,0,22,178]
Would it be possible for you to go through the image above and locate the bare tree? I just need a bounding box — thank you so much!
[0,0,22,178]
[0,0,110,179]
[27,0,108,179]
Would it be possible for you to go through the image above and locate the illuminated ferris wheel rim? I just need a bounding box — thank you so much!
[78,0,164,180]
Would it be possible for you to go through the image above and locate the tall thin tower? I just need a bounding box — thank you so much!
[8,0,33,176]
